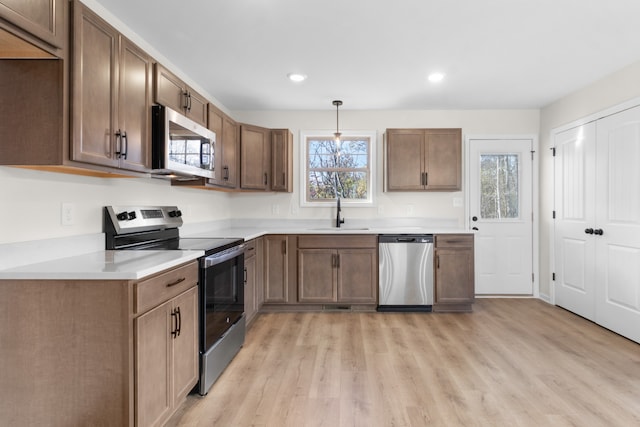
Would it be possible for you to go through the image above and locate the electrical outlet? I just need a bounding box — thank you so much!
[61,203,75,226]
[377,205,385,215]
[453,197,463,207]
[272,204,280,215]
[407,204,415,216]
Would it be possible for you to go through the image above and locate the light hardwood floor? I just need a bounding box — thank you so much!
[167,299,640,427]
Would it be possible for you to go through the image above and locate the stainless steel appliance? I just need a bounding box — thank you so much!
[104,206,245,395]
[152,105,216,179]
[378,234,434,312]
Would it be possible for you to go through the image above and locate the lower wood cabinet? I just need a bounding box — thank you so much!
[244,237,263,326]
[0,260,199,426]
[434,234,475,312]
[297,235,377,305]
[263,235,297,304]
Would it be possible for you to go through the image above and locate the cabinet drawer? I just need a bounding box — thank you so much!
[135,261,198,314]
[435,234,473,248]
[244,239,257,259]
[298,235,377,249]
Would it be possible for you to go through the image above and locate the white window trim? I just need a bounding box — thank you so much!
[299,129,377,208]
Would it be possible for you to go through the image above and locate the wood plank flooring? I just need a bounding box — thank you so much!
[166,299,640,427]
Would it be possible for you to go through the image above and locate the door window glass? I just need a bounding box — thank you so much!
[480,154,519,219]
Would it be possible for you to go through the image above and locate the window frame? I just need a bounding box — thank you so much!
[299,129,377,207]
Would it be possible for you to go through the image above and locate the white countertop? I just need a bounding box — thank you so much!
[0,250,203,281]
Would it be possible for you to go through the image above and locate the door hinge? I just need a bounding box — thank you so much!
[552,272,556,281]
[532,273,535,282]
[531,150,535,160]
[552,210,556,219]
[551,147,556,156]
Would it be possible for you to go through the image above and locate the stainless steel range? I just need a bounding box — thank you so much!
[104,206,245,395]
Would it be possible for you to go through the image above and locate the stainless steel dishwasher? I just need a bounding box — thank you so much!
[378,234,434,312]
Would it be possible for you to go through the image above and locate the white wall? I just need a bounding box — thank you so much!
[0,167,231,244]
[538,60,640,300]
[231,109,540,227]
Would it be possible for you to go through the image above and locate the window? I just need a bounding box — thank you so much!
[480,153,520,219]
[300,130,376,206]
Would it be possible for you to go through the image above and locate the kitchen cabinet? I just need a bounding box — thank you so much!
[0,0,65,50]
[263,235,297,304]
[0,260,199,427]
[433,234,474,312]
[271,129,293,192]
[154,63,208,127]
[71,1,152,172]
[244,237,264,325]
[385,128,462,191]
[297,235,377,305]
[208,103,239,188]
[240,124,271,190]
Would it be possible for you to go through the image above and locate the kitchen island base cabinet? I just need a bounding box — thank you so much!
[0,261,199,427]
[433,234,475,312]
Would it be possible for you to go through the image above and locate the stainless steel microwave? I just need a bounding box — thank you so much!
[152,105,215,179]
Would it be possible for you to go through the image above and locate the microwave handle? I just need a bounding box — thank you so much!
[200,141,214,169]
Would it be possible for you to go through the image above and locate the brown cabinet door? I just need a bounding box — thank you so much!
[135,301,172,427]
[264,235,289,302]
[386,129,424,190]
[171,287,199,406]
[425,129,461,190]
[240,124,270,190]
[271,129,293,192]
[118,37,152,172]
[298,249,337,302]
[71,3,119,167]
[221,115,239,187]
[244,250,256,324]
[434,234,475,312]
[186,89,208,127]
[337,249,377,303]
[154,63,187,113]
[0,0,65,48]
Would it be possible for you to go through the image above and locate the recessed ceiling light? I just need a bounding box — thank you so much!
[428,72,445,83]
[287,73,307,83]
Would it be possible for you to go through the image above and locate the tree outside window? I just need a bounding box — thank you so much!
[480,154,519,219]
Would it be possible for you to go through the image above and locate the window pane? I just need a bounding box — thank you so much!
[308,171,337,199]
[336,171,368,199]
[480,154,519,219]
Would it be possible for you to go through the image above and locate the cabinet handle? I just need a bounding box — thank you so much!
[244,267,247,284]
[188,93,192,111]
[282,240,286,255]
[115,129,122,158]
[121,131,128,160]
[424,172,428,186]
[282,172,286,186]
[436,254,440,269]
[171,309,178,338]
[264,173,268,186]
[420,172,424,186]
[336,253,340,268]
[182,91,189,110]
[166,277,186,287]
[176,306,181,337]
[223,165,229,181]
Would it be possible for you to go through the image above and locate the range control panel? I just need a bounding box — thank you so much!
[105,206,183,234]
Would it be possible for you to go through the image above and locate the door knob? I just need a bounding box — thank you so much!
[594,228,604,236]
[472,227,479,231]
[585,228,594,234]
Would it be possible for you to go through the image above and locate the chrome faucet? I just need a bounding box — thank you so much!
[336,197,345,228]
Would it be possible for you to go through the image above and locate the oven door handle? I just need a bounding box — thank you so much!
[202,244,245,268]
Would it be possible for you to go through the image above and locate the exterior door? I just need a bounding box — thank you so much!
[468,138,533,294]
[594,106,640,343]
[553,123,597,320]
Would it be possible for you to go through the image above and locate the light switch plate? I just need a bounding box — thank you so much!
[61,203,75,226]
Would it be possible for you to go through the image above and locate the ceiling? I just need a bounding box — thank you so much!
[95,0,640,111]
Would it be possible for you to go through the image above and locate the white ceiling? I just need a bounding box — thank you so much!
[96,0,640,111]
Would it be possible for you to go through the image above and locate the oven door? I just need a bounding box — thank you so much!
[200,246,245,351]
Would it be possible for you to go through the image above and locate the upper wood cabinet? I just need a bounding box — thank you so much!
[208,103,238,188]
[0,0,65,49]
[385,128,462,191]
[240,124,271,190]
[154,63,207,127]
[271,129,293,192]
[70,1,152,172]
[433,234,475,312]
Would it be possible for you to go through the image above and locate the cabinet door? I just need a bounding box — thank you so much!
[135,301,172,427]
[118,37,152,172]
[71,3,119,167]
[434,247,474,311]
[240,124,270,190]
[337,249,377,303]
[264,236,289,302]
[271,129,292,192]
[172,287,199,407]
[244,250,256,324]
[186,89,208,127]
[425,129,461,190]
[221,115,239,187]
[154,63,187,113]
[0,0,65,48]
[386,129,424,190]
[298,249,336,302]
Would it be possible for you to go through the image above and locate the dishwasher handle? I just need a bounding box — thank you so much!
[378,234,434,244]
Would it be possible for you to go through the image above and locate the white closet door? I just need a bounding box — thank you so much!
[554,123,597,321]
[594,106,640,343]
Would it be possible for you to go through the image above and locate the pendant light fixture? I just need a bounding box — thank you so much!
[333,100,342,145]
